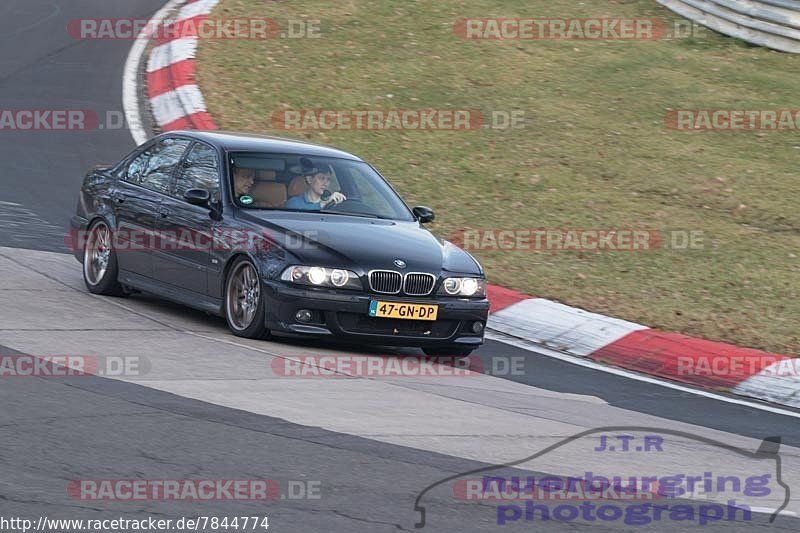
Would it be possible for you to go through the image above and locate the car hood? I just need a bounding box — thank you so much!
[238,211,482,276]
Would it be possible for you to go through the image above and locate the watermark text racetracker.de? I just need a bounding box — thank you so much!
[0,355,148,378]
[450,229,704,252]
[271,354,529,378]
[68,479,320,501]
[68,18,320,40]
[66,228,322,253]
[0,110,127,131]
[677,354,799,379]
[270,109,527,131]
[666,109,800,131]
[453,17,706,40]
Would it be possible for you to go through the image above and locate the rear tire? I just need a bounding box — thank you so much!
[224,257,271,339]
[422,345,475,357]
[82,220,125,296]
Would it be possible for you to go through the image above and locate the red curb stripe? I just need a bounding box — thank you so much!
[147,59,197,98]
[487,284,531,314]
[161,111,218,131]
[146,4,219,130]
[589,329,789,389]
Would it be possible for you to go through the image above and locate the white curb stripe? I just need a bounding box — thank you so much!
[732,359,800,408]
[147,37,199,73]
[488,298,647,357]
[150,85,208,126]
[178,0,220,21]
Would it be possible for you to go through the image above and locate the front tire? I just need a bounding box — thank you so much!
[224,257,270,339]
[82,220,125,296]
[422,345,475,357]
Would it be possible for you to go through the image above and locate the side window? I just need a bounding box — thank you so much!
[139,138,191,194]
[174,143,220,201]
[125,150,151,183]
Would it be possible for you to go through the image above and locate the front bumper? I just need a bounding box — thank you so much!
[263,281,490,348]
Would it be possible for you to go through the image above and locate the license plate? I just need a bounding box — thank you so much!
[369,300,438,321]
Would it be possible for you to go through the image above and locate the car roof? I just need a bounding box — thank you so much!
[163,130,364,161]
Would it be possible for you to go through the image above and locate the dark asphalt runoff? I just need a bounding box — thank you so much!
[2,342,798,532]
[1,1,799,532]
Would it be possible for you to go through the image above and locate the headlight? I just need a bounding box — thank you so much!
[281,266,362,290]
[443,278,462,295]
[461,278,479,296]
[330,269,349,287]
[308,267,326,285]
[439,277,486,297]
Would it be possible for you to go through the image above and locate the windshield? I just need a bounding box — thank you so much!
[228,152,415,222]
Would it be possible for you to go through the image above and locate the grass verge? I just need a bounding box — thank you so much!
[197,0,800,355]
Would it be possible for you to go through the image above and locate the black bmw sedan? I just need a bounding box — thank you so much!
[71,131,489,356]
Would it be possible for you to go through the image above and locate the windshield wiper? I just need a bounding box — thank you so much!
[319,210,389,220]
[252,207,391,220]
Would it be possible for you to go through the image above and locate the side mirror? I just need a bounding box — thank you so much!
[184,188,211,207]
[413,205,435,224]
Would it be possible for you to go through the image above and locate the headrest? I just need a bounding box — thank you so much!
[255,170,276,181]
[233,167,255,180]
[288,175,307,197]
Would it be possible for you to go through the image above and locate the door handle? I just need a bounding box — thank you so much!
[112,193,126,204]
[159,208,170,218]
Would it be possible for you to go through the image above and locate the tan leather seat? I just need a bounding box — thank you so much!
[287,175,307,198]
[250,182,287,208]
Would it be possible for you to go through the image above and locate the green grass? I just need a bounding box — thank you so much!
[197,0,800,355]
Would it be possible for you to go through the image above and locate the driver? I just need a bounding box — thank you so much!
[284,163,346,210]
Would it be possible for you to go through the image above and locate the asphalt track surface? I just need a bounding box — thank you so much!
[1,1,800,532]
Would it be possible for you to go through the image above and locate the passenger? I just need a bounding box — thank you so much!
[233,168,256,203]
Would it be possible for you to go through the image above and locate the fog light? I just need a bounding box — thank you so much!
[471,321,485,334]
[296,309,313,323]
